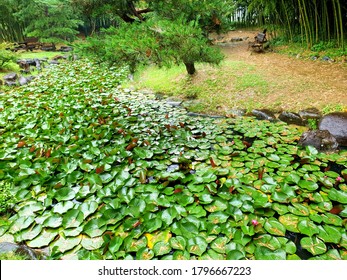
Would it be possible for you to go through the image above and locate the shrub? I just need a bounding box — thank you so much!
[0,181,16,214]
[0,43,17,70]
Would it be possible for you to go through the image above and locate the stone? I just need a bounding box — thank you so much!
[0,242,42,260]
[251,109,276,122]
[278,111,305,126]
[298,130,339,152]
[3,72,17,82]
[319,112,347,146]
[227,108,247,117]
[298,107,321,121]
[18,76,29,86]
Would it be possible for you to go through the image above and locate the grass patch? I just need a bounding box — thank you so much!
[125,60,273,114]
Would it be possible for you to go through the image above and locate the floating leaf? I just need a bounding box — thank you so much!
[298,220,319,237]
[187,236,208,256]
[51,235,81,253]
[81,235,104,250]
[169,236,186,251]
[9,216,35,234]
[27,228,59,248]
[264,218,286,236]
[300,236,327,256]
[43,214,63,228]
[63,209,84,229]
[254,247,286,260]
[136,247,154,260]
[153,241,171,256]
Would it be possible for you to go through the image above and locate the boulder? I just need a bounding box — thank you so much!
[251,109,276,122]
[18,76,29,86]
[279,111,305,126]
[3,72,17,82]
[227,108,247,117]
[298,129,339,152]
[298,107,321,121]
[0,242,42,260]
[319,112,347,146]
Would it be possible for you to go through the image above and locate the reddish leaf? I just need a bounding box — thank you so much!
[210,157,217,168]
[17,141,26,148]
[45,149,51,158]
[330,205,343,215]
[174,188,183,194]
[258,168,264,180]
[133,220,141,228]
[96,166,104,174]
[126,143,137,151]
[29,145,36,153]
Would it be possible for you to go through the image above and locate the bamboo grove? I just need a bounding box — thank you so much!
[236,0,346,49]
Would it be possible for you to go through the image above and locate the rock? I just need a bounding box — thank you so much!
[18,76,29,86]
[59,46,73,52]
[298,108,321,121]
[227,108,247,117]
[278,111,305,126]
[166,100,182,107]
[298,130,339,152]
[4,81,17,86]
[48,60,59,65]
[251,109,276,121]
[319,112,347,146]
[0,242,42,260]
[3,72,17,82]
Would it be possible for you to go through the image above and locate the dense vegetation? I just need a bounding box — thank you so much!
[0,61,347,260]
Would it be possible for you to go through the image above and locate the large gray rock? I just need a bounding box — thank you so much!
[298,130,339,152]
[279,111,305,126]
[3,72,17,82]
[251,109,276,122]
[0,242,43,260]
[319,112,347,147]
[298,107,322,121]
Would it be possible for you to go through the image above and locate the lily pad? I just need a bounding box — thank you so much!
[300,236,327,256]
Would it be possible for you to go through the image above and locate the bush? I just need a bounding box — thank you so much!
[0,181,16,214]
[0,43,17,70]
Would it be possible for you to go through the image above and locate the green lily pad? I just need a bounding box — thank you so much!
[264,218,286,236]
[298,180,319,191]
[317,225,342,243]
[187,236,208,256]
[9,216,35,234]
[169,236,186,251]
[300,236,327,256]
[210,236,229,253]
[54,187,76,202]
[328,189,347,204]
[81,235,104,250]
[254,246,286,260]
[51,235,82,253]
[298,220,319,236]
[27,228,59,248]
[83,219,107,238]
[136,247,154,260]
[43,214,63,228]
[153,241,171,256]
[62,209,84,229]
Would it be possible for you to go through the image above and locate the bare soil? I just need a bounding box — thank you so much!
[209,30,347,112]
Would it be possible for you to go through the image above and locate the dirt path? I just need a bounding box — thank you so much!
[213,30,347,112]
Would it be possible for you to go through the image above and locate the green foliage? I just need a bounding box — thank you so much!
[0,181,17,214]
[1,61,347,260]
[0,43,18,69]
[78,18,224,75]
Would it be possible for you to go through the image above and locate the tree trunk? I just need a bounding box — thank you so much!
[184,62,196,75]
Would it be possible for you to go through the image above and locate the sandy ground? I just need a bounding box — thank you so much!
[210,30,347,112]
